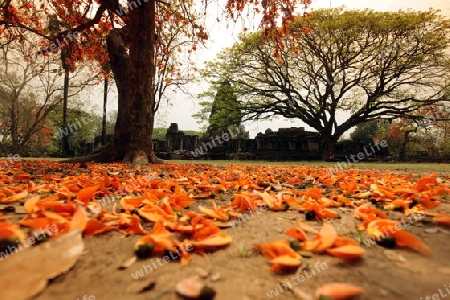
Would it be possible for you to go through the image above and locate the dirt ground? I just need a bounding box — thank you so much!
[1,161,449,300]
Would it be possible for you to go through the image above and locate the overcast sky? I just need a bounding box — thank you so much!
[89,0,450,138]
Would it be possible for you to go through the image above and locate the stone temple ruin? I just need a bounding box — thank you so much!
[79,122,388,161]
[153,123,344,160]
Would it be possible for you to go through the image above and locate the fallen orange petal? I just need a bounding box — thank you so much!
[391,229,432,255]
[24,195,41,213]
[76,184,100,205]
[0,190,28,203]
[315,283,364,300]
[198,204,229,221]
[269,254,302,273]
[432,213,450,227]
[117,214,148,235]
[285,227,307,241]
[69,206,88,232]
[314,223,338,252]
[0,219,26,241]
[191,233,232,248]
[332,236,359,247]
[83,219,114,237]
[327,245,365,259]
[296,220,319,234]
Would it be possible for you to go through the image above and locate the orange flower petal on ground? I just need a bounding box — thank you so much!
[152,219,171,234]
[117,214,148,235]
[390,229,432,255]
[254,239,301,273]
[254,239,292,259]
[327,245,365,259]
[177,240,195,266]
[43,211,70,224]
[296,220,319,234]
[304,188,323,200]
[0,218,26,241]
[0,190,28,203]
[190,233,232,248]
[135,222,173,252]
[120,196,145,211]
[367,219,401,239]
[416,175,438,192]
[166,222,205,234]
[315,283,364,300]
[367,219,432,255]
[269,254,302,273]
[138,204,177,222]
[285,227,307,241]
[332,236,359,248]
[302,239,322,251]
[83,219,114,237]
[230,193,258,212]
[19,216,68,232]
[198,200,229,221]
[358,208,389,219]
[135,235,177,255]
[432,213,450,226]
[69,206,88,232]
[24,195,41,213]
[76,184,100,205]
[169,193,195,210]
[314,223,338,252]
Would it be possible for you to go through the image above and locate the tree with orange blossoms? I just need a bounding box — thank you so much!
[379,105,450,160]
[1,0,311,164]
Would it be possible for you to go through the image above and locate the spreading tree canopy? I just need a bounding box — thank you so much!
[201,8,450,160]
[0,0,311,164]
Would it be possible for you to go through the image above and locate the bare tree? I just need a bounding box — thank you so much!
[0,34,98,155]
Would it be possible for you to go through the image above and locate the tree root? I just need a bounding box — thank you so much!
[62,145,167,165]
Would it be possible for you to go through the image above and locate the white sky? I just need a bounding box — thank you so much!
[89,0,450,138]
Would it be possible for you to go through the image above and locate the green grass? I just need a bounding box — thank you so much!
[174,160,450,173]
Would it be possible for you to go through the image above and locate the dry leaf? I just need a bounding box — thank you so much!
[0,230,84,300]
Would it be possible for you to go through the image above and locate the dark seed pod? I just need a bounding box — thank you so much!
[376,236,396,249]
[135,242,155,259]
[0,238,20,253]
[289,240,301,251]
[305,210,316,221]
[409,199,418,208]
[34,233,51,244]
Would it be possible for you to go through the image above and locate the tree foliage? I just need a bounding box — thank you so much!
[350,120,379,144]
[201,8,450,159]
[194,81,242,136]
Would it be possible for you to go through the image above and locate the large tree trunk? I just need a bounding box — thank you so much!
[399,130,412,162]
[321,137,337,161]
[67,1,164,165]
